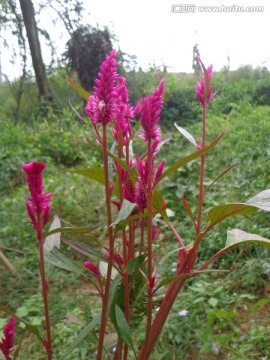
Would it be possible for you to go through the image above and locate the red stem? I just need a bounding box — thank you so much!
[37,221,52,360]
[96,126,115,360]
[196,105,207,240]
[144,139,153,353]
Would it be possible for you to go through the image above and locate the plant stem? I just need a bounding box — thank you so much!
[196,106,207,239]
[37,222,52,360]
[97,125,115,360]
[139,218,145,255]
[144,139,153,354]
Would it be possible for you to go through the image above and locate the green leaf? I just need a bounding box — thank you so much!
[155,273,193,290]
[198,229,270,272]
[127,254,146,274]
[44,247,83,274]
[43,214,61,254]
[204,163,237,195]
[66,75,91,101]
[251,299,270,313]
[62,239,106,260]
[226,229,270,249]
[181,194,196,224]
[108,274,123,311]
[115,305,133,346]
[0,305,42,342]
[44,225,99,238]
[111,200,138,226]
[174,122,197,148]
[63,313,101,357]
[153,190,167,218]
[159,131,225,182]
[207,189,270,227]
[208,297,219,307]
[88,143,137,182]
[68,167,105,185]
[114,208,162,235]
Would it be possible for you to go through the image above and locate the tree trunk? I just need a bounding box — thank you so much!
[19,0,51,102]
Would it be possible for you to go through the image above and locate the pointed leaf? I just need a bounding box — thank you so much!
[127,254,146,274]
[198,229,270,272]
[115,305,133,346]
[174,122,197,148]
[111,200,138,226]
[155,134,172,153]
[247,189,270,211]
[108,274,123,311]
[204,163,238,195]
[66,75,90,101]
[159,131,225,182]
[182,195,196,224]
[226,229,270,249]
[43,214,61,254]
[207,189,270,227]
[44,225,99,238]
[68,167,106,185]
[44,247,83,274]
[88,143,137,182]
[155,273,193,290]
[62,239,106,260]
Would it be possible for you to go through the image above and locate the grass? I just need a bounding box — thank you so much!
[1,69,270,359]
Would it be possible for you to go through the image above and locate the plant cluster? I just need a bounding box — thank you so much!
[1,50,270,360]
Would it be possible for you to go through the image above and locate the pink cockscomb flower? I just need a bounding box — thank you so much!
[113,76,142,144]
[134,155,164,212]
[0,317,16,360]
[84,261,101,279]
[85,49,118,126]
[22,162,53,229]
[196,59,213,108]
[139,80,164,143]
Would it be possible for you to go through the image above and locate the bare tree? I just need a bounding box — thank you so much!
[19,0,51,102]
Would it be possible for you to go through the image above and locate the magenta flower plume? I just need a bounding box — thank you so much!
[113,76,142,144]
[0,317,16,360]
[139,80,164,143]
[22,162,53,229]
[85,49,118,126]
[196,59,213,108]
[84,261,101,279]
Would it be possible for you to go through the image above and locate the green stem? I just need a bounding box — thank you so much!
[96,126,115,360]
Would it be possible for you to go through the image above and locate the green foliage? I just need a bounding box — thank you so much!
[1,66,270,359]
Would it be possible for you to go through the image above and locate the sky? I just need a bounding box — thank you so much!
[1,0,269,79]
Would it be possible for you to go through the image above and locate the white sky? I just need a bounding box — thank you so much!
[85,0,269,72]
[1,0,269,78]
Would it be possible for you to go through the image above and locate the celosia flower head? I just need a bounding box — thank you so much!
[84,261,101,279]
[139,80,164,142]
[0,317,16,360]
[134,155,164,212]
[113,76,142,145]
[22,162,53,229]
[196,58,213,108]
[105,252,124,267]
[85,49,118,126]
